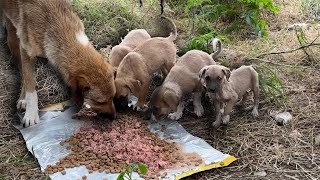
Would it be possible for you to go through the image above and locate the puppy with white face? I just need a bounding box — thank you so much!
[199,65,259,128]
[148,38,222,121]
[114,16,177,112]
[109,29,151,67]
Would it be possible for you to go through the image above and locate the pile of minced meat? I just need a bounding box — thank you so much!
[45,113,203,179]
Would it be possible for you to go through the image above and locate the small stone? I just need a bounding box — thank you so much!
[315,135,320,146]
[61,170,66,175]
[82,175,87,180]
[254,170,267,177]
[274,112,292,126]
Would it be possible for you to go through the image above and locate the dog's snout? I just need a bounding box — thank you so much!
[208,88,216,93]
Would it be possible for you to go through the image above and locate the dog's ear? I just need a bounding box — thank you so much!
[163,90,179,112]
[199,66,209,79]
[222,68,231,81]
[126,79,141,95]
[69,76,89,105]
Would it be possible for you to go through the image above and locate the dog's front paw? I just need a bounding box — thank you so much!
[222,115,230,124]
[252,107,259,118]
[17,99,27,111]
[212,120,221,129]
[168,112,182,120]
[194,105,204,117]
[22,108,40,127]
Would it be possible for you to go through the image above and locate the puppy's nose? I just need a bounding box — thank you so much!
[208,88,216,93]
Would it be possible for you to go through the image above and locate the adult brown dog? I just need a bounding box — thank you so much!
[199,65,259,128]
[148,38,222,121]
[1,0,116,127]
[109,29,151,67]
[114,16,177,111]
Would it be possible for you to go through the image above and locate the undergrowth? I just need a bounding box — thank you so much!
[72,0,143,48]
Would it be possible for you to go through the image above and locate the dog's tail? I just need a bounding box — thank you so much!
[161,16,177,42]
[210,38,222,60]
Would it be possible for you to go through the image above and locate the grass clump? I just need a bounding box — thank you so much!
[72,0,143,48]
[302,0,320,20]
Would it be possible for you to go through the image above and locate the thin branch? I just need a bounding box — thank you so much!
[255,43,320,58]
[247,58,320,72]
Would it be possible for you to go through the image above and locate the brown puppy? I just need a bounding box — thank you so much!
[149,38,222,120]
[199,65,259,128]
[1,0,116,127]
[109,29,151,67]
[114,16,177,111]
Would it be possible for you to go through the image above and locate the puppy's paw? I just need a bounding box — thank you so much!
[212,121,221,129]
[222,115,230,124]
[252,107,259,118]
[136,104,148,112]
[194,105,204,117]
[17,99,27,111]
[168,112,182,120]
[22,109,40,127]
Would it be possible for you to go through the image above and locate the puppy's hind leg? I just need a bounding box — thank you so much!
[252,84,259,118]
[19,47,40,127]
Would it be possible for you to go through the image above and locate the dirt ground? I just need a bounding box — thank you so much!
[1,0,320,179]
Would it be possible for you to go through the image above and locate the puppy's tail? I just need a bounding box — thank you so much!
[161,16,177,42]
[210,38,222,60]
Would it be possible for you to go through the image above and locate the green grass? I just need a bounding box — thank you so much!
[302,0,320,19]
[72,0,145,48]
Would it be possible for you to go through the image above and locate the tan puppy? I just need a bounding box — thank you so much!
[148,38,222,120]
[199,65,259,128]
[114,16,177,111]
[1,0,116,127]
[109,29,151,67]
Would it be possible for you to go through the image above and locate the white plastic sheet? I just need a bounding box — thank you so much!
[15,106,236,180]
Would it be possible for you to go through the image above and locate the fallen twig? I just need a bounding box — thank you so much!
[247,58,320,72]
[255,43,320,58]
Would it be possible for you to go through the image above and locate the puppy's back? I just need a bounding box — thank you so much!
[230,66,258,94]
[120,29,151,49]
[162,50,216,93]
[177,50,216,73]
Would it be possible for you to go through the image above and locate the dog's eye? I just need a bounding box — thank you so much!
[205,76,210,81]
[96,101,105,105]
[217,76,222,80]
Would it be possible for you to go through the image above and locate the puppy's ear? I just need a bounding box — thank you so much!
[199,66,209,79]
[126,79,141,95]
[222,68,231,81]
[163,90,179,112]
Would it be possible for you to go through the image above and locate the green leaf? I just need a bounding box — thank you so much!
[116,172,125,180]
[138,164,147,174]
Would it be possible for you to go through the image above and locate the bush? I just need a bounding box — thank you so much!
[176,0,279,37]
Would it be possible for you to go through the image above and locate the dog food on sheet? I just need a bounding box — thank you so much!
[44,114,203,178]
[72,107,98,119]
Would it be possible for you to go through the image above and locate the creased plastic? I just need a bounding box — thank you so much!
[15,105,236,180]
